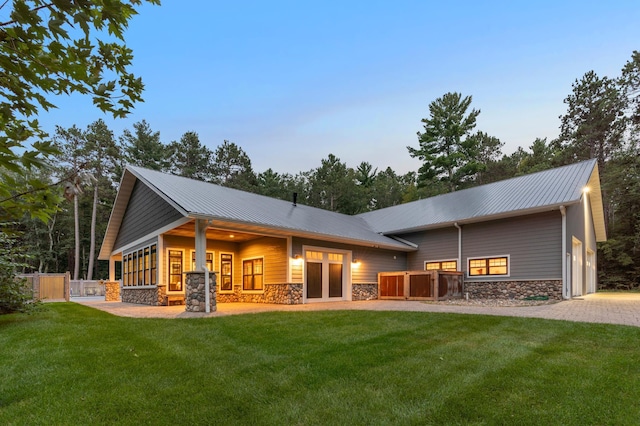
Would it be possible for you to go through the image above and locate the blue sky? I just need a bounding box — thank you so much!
[42,1,640,175]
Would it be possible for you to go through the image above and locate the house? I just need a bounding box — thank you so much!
[98,159,605,306]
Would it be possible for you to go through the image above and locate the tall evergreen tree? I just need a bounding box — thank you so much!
[408,92,483,192]
[211,140,257,191]
[120,120,170,171]
[168,131,213,181]
[555,71,627,171]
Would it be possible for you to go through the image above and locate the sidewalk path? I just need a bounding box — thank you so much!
[71,292,640,327]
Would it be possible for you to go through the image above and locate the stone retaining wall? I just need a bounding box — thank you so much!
[121,287,165,305]
[105,281,120,301]
[352,283,378,301]
[464,280,563,300]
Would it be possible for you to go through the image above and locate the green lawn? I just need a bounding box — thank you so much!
[1,303,639,425]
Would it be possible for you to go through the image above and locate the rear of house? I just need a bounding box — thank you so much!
[99,159,605,306]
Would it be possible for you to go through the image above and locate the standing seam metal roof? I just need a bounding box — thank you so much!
[127,166,413,251]
[356,159,600,234]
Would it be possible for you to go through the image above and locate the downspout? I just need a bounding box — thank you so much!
[204,266,210,313]
[560,206,568,299]
[454,222,462,272]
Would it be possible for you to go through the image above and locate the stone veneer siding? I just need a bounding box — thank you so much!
[185,272,217,312]
[464,280,563,300]
[352,283,378,301]
[121,286,166,305]
[105,281,121,301]
[217,283,303,304]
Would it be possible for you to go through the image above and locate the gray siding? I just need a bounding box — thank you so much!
[566,193,598,290]
[292,237,407,283]
[114,180,184,250]
[400,227,459,270]
[462,210,562,281]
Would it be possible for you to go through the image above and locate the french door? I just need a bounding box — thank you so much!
[305,250,345,301]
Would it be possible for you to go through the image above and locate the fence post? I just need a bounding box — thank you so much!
[65,272,70,301]
[33,272,40,300]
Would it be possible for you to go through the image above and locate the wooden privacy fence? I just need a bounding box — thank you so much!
[378,270,463,301]
[18,272,70,301]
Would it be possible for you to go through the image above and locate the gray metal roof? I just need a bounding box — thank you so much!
[100,159,606,260]
[357,159,606,240]
[125,166,415,251]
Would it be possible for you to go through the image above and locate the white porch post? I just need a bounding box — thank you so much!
[109,256,116,281]
[194,219,207,271]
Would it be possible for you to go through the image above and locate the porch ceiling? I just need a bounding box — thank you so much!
[165,222,263,243]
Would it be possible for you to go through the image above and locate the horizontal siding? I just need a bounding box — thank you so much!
[462,211,561,280]
[400,227,459,270]
[352,248,407,283]
[114,180,184,250]
[239,237,287,284]
[293,237,407,283]
[162,235,240,286]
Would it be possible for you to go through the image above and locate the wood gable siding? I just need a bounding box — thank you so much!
[462,210,562,280]
[114,180,184,251]
[292,237,407,283]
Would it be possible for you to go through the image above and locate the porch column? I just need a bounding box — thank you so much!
[185,271,217,312]
[109,256,116,282]
[194,219,207,271]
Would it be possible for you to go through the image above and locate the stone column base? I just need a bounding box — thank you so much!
[105,281,121,301]
[185,271,217,312]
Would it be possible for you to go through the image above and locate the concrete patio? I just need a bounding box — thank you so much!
[70,292,640,327]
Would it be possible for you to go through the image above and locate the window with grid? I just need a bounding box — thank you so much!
[168,250,183,291]
[468,256,509,276]
[220,254,233,291]
[425,260,458,271]
[243,258,263,291]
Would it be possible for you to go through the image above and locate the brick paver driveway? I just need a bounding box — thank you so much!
[73,292,640,327]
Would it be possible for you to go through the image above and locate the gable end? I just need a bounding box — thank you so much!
[113,179,184,250]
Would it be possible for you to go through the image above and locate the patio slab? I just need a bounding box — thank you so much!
[70,292,640,327]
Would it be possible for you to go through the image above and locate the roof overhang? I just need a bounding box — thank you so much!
[586,165,607,242]
[189,215,417,252]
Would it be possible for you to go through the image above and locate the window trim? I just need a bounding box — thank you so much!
[424,259,458,271]
[219,252,234,293]
[189,250,215,272]
[167,249,185,293]
[122,243,157,287]
[467,255,510,278]
[242,257,264,293]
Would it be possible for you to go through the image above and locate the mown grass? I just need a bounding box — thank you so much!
[1,303,639,425]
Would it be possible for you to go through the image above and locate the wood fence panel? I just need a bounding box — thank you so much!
[39,275,66,300]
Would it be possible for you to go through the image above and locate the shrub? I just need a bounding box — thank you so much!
[0,226,39,314]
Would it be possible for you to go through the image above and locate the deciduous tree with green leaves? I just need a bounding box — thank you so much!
[0,0,159,222]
